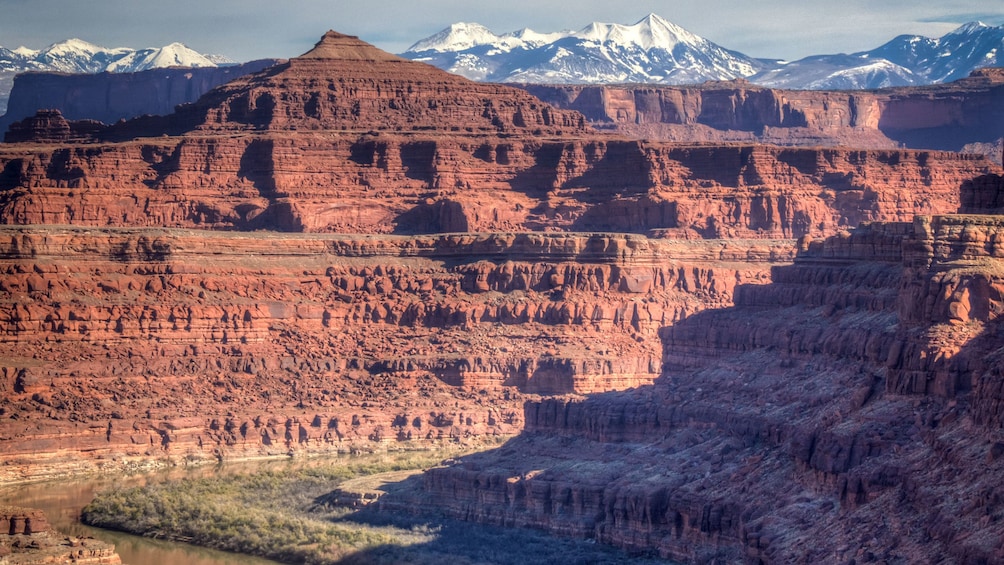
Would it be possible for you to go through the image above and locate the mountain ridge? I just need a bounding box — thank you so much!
[0,37,225,113]
[405,14,765,84]
[403,15,1004,90]
[1,37,218,74]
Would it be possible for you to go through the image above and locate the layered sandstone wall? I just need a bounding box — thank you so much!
[521,72,1004,157]
[408,216,1004,563]
[0,226,790,482]
[8,66,1001,158]
[0,135,993,238]
[0,33,997,239]
[888,215,1004,400]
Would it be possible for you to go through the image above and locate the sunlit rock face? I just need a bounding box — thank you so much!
[521,70,1004,159]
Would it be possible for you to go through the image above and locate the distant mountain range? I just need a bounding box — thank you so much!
[2,17,1001,117]
[402,14,1004,89]
[0,38,229,113]
[0,38,227,74]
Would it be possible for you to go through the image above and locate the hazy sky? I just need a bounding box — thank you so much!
[3,0,1003,62]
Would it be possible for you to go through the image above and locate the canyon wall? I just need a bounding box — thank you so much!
[6,61,1002,165]
[0,59,281,135]
[0,134,992,238]
[0,34,996,241]
[2,29,1004,564]
[0,226,791,482]
[406,208,1004,563]
[521,68,1004,161]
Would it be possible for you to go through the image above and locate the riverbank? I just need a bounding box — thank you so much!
[81,447,671,564]
[0,436,509,486]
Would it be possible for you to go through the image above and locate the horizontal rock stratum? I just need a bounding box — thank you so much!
[0,228,791,481]
[0,32,997,238]
[520,69,1004,158]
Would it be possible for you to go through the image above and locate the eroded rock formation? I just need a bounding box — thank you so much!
[3,110,105,144]
[0,59,282,135]
[0,227,791,481]
[0,506,119,564]
[0,134,991,237]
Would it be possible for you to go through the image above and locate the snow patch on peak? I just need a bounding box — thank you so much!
[43,38,104,55]
[507,27,572,48]
[12,46,38,58]
[575,13,705,50]
[204,53,238,65]
[406,22,501,52]
[951,21,989,34]
[103,43,215,72]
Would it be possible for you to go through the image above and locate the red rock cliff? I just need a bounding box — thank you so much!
[0,59,281,136]
[0,33,996,238]
[405,212,1004,563]
[521,71,1004,160]
[0,226,791,481]
[0,135,992,238]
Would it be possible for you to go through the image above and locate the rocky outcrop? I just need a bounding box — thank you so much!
[0,507,119,564]
[890,215,1004,401]
[521,70,1004,160]
[3,110,105,144]
[400,213,1004,563]
[0,59,281,135]
[960,172,1004,213]
[0,507,49,535]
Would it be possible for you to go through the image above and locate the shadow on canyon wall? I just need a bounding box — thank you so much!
[329,482,673,564]
[321,182,1004,562]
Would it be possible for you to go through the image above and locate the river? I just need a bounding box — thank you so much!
[0,460,285,565]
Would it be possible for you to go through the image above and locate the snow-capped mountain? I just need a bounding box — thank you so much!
[0,38,224,113]
[103,43,215,72]
[749,55,924,90]
[404,16,1004,90]
[863,21,1003,83]
[754,21,1004,89]
[404,14,767,84]
[1,38,219,75]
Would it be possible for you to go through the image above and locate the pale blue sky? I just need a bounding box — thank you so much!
[2,0,1002,61]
